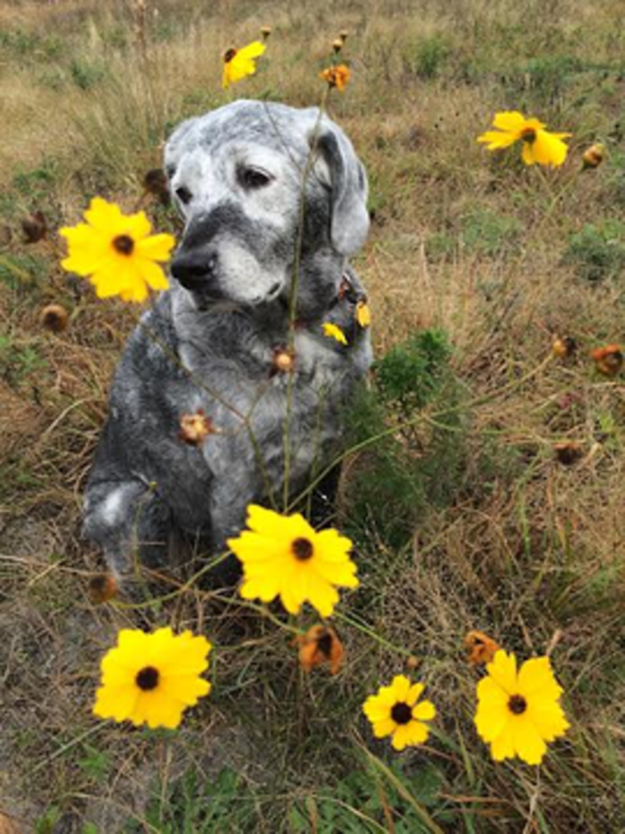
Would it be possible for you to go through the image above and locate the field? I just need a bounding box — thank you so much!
[1,0,624,831]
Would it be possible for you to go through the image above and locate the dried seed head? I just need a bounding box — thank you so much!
[332,38,343,53]
[40,304,69,333]
[582,143,606,170]
[179,410,219,445]
[260,25,272,40]
[21,210,47,244]
[339,30,349,43]
[553,441,584,466]
[143,168,170,205]
[272,346,295,374]
[88,573,118,604]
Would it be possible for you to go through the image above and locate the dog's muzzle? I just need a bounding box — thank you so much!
[170,249,218,291]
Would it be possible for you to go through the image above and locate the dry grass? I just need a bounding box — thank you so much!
[1,0,624,831]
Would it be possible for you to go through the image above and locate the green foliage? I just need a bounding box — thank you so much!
[126,767,259,833]
[70,59,107,90]
[0,253,46,290]
[0,333,47,386]
[344,330,466,550]
[375,329,453,412]
[403,36,451,80]
[77,743,110,784]
[35,807,61,834]
[461,207,522,256]
[564,219,625,282]
[12,158,60,200]
[289,760,451,833]
[0,28,62,61]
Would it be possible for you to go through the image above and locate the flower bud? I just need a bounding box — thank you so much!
[582,143,606,170]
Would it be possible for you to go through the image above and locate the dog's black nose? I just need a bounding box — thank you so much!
[170,250,217,290]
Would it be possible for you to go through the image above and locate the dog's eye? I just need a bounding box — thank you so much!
[175,185,193,205]
[238,167,273,189]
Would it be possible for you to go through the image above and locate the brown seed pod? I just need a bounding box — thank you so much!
[553,441,584,466]
[271,346,296,374]
[21,210,47,243]
[260,25,272,40]
[88,573,118,604]
[40,304,69,333]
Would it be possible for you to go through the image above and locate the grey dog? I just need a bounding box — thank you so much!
[83,100,372,579]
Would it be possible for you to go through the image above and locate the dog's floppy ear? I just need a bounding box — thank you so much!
[315,124,370,256]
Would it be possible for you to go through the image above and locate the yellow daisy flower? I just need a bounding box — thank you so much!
[227,505,358,617]
[322,322,348,345]
[60,197,175,303]
[475,649,570,765]
[222,41,266,89]
[93,627,212,730]
[363,674,436,751]
[477,111,571,168]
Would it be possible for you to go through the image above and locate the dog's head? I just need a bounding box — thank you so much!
[164,101,369,312]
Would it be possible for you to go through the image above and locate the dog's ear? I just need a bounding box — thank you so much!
[314,124,369,256]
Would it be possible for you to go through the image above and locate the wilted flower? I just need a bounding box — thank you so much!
[222,41,266,89]
[464,630,501,666]
[93,627,212,729]
[297,625,344,674]
[179,410,219,445]
[320,64,350,92]
[363,675,436,751]
[553,441,584,466]
[582,143,606,170]
[478,111,571,168]
[143,168,170,205]
[552,335,577,359]
[475,650,569,765]
[60,198,175,303]
[40,304,69,333]
[227,504,358,617]
[590,344,623,377]
[88,574,119,604]
[21,210,47,243]
[260,25,272,40]
[322,322,348,345]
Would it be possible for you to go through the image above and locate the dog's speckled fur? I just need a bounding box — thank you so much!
[83,101,372,578]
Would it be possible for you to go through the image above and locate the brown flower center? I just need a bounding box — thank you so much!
[391,702,412,725]
[520,128,537,144]
[508,694,527,715]
[113,234,135,256]
[136,666,160,691]
[223,47,237,64]
[291,537,314,561]
[316,631,333,657]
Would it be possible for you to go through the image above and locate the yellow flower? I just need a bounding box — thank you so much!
[363,675,436,751]
[222,41,266,89]
[227,504,358,617]
[475,649,570,765]
[93,627,211,729]
[322,322,348,345]
[356,299,371,329]
[60,198,175,303]
[478,111,571,168]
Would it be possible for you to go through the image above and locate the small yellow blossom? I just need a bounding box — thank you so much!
[475,649,570,765]
[356,300,371,328]
[227,505,358,617]
[222,41,266,89]
[60,198,175,303]
[363,675,436,751]
[323,322,348,345]
[478,111,571,168]
[320,64,350,92]
[93,627,212,730]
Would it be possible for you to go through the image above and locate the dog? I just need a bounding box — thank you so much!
[83,100,372,580]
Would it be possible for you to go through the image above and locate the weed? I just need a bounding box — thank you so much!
[461,207,522,257]
[564,219,625,282]
[402,35,451,80]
